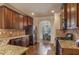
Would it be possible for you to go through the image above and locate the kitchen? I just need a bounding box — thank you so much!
[0,3,79,55]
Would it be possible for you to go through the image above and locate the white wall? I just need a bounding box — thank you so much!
[52,13,60,45]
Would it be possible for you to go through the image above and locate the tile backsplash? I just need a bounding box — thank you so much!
[0,29,25,38]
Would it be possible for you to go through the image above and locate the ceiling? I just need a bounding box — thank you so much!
[6,3,62,17]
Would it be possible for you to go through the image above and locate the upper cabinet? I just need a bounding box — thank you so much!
[0,6,13,29]
[0,7,3,28]
[23,16,28,27]
[0,5,33,29]
[12,12,19,29]
[18,14,24,30]
[77,4,79,27]
[27,16,33,25]
[60,3,77,30]
[70,4,77,28]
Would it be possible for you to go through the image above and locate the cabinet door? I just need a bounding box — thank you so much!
[12,12,19,29]
[64,4,67,29]
[0,7,3,28]
[27,16,30,25]
[7,9,13,29]
[4,7,10,29]
[24,16,28,27]
[62,48,73,55]
[70,3,77,28]
[66,3,77,29]
[18,14,24,29]
[4,7,13,29]
[77,4,79,27]
[30,18,33,25]
[67,3,71,29]
[27,16,33,25]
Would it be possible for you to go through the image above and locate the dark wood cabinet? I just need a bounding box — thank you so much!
[0,7,3,28]
[12,12,19,29]
[27,16,33,25]
[0,5,33,29]
[8,38,29,47]
[0,6,13,29]
[30,17,33,25]
[4,7,13,29]
[0,5,34,46]
[77,4,79,27]
[18,14,24,29]
[60,3,77,29]
[23,16,28,27]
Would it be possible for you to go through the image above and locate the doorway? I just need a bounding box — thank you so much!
[39,20,51,43]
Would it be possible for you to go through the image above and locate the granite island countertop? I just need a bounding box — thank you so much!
[0,45,28,55]
[0,35,29,46]
[59,40,79,49]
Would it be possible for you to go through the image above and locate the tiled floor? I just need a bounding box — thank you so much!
[27,41,55,55]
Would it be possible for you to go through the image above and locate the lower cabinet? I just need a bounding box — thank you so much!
[8,35,36,47]
[61,48,73,55]
[29,35,33,45]
[61,48,79,55]
[8,37,29,47]
[21,37,29,47]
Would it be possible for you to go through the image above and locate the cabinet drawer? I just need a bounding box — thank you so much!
[62,48,73,55]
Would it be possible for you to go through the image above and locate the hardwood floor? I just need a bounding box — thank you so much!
[27,41,55,55]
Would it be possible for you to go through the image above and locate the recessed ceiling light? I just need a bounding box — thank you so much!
[32,12,34,15]
[51,10,54,13]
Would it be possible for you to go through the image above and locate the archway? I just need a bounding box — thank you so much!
[39,20,51,42]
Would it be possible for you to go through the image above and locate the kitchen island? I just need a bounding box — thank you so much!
[57,39,79,55]
[0,35,29,55]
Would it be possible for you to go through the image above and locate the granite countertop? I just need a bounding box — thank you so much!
[0,45,28,55]
[0,35,29,46]
[0,35,29,40]
[59,40,79,49]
